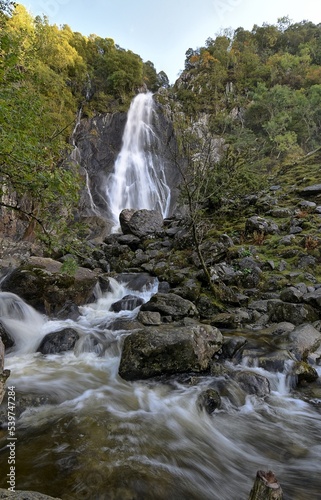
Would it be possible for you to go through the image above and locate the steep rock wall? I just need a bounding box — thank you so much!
[73,96,180,228]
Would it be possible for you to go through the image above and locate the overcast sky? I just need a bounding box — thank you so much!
[19,0,321,83]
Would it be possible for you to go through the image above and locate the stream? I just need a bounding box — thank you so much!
[0,278,321,499]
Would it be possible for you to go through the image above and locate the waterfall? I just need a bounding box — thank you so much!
[105,92,171,231]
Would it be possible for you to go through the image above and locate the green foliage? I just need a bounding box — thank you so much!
[61,256,78,276]
[177,18,321,163]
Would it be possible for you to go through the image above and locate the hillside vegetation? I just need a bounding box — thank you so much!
[1,1,321,258]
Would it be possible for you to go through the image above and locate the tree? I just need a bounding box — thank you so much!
[0,4,82,247]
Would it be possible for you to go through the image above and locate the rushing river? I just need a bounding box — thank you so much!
[0,279,320,499]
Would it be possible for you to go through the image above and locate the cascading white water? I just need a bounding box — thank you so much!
[105,92,171,231]
[1,284,321,499]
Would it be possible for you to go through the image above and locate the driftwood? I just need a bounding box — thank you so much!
[249,470,283,500]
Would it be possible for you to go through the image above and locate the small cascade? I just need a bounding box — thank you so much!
[0,292,46,353]
[105,92,171,231]
[1,281,321,498]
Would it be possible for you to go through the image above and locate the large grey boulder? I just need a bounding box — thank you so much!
[1,257,98,317]
[140,292,198,321]
[119,322,223,380]
[120,209,164,238]
[267,300,318,325]
[288,324,321,360]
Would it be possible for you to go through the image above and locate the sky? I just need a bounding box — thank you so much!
[19,0,321,84]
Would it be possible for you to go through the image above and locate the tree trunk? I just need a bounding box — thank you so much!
[249,470,283,500]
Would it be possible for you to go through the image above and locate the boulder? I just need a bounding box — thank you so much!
[245,216,279,235]
[267,300,318,325]
[119,208,137,234]
[137,311,162,325]
[1,257,98,316]
[0,338,10,404]
[303,289,321,310]
[288,324,321,360]
[110,295,144,312]
[197,388,221,414]
[298,184,321,196]
[280,286,305,303]
[120,209,164,238]
[140,292,198,321]
[0,322,14,349]
[291,361,318,385]
[234,371,271,397]
[37,328,79,354]
[119,322,223,380]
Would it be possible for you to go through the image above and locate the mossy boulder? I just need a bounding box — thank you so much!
[119,322,223,380]
[1,257,98,317]
[140,292,198,321]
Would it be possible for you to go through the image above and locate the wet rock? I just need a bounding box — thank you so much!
[0,338,10,405]
[114,272,158,292]
[292,361,319,385]
[197,388,221,414]
[119,322,223,380]
[120,209,164,238]
[119,208,137,234]
[110,295,144,312]
[1,257,98,316]
[0,322,14,349]
[137,311,162,325]
[288,324,321,360]
[140,292,198,321]
[222,336,247,359]
[234,371,271,397]
[270,322,295,336]
[37,328,79,354]
[267,300,318,325]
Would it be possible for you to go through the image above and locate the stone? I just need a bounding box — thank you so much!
[140,292,198,321]
[0,338,10,405]
[119,208,137,234]
[280,286,304,303]
[119,322,223,380]
[234,371,271,397]
[0,322,14,349]
[303,289,321,310]
[197,388,221,414]
[298,184,321,196]
[121,209,164,238]
[1,257,98,316]
[222,336,247,359]
[137,311,162,325]
[267,301,318,325]
[37,328,79,354]
[110,295,144,312]
[288,324,321,360]
[245,216,279,235]
[291,361,318,385]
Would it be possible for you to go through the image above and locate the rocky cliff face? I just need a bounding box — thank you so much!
[73,96,180,230]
